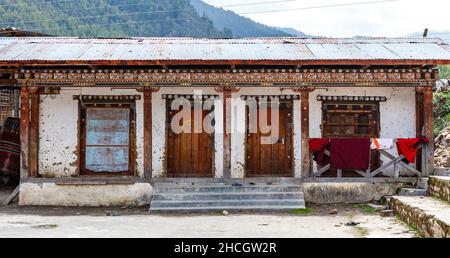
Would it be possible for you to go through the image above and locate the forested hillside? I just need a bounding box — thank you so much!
[0,0,230,37]
[190,0,299,37]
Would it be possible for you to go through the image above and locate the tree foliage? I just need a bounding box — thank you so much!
[0,0,230,37]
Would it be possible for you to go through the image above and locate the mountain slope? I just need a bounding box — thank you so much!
[0,0,230,38]
[190,0,305,37]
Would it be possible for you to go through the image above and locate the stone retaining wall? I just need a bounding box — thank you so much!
[428,176,450,202]
[388,197,450,238]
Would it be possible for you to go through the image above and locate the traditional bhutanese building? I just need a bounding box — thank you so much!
[0,37,449,210]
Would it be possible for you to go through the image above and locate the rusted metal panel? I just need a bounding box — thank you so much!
[85,108,130,173]
[0,37,449,64]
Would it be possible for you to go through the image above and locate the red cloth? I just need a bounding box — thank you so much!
[309,138,330,166]
[329,138,371,170]
[396,137,429,163]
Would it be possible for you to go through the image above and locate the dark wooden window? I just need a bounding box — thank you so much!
[322,102,380,138]
[79,98,136,176]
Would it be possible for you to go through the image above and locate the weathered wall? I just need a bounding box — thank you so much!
[39,88,144,178]
[303,182,409,204]
[19,182,152,206]
[309,87,417,176]
[38,86,417,179]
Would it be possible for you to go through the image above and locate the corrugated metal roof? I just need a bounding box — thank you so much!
[0,37,449,63]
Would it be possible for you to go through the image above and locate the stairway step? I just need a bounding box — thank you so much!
[398,188,427,196]
[154,185,303,194]
[151,199,305,209]
[149,205,306,213]
[153,192,304,201]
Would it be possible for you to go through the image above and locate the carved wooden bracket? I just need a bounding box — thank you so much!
[214,84,241,97]
[415,86,433,94]
[291,86,315,93]
[136,86,160,93]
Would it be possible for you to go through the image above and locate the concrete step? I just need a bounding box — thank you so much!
[150,205,306,213]
[429,176,450,202]
[388,196,450,238]
[150,199,306,209]
[153,192,304,201]
[154,185,303,194]
[417,178,428,190]
[150,180,305,213]
[398,188,427,196]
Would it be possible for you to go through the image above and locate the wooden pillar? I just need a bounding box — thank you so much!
[416,86,434,177]
[423,87,434,176]
[29,90,39,177]
[19,86,30,180]
[300,90,311,178]
[223,89,232,179]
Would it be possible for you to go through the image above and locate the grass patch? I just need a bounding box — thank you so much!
[30,224,59,229]
[352,204,378,214]
[356,226,369,237]
[291,208,314,215]
[395,215,421,238]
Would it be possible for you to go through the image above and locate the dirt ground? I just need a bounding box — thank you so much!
[0,203,417,238]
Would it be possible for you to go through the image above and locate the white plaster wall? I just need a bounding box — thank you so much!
[231,88,302,178]
[39,87,144,178]
[151,87,224,178]
[309,87,416,176]
[39,91,78,177]
[19,182,152,206]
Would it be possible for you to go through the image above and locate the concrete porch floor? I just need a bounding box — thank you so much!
[0,204,416,238]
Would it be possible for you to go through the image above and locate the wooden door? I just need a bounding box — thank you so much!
[246,100,293,177]
[166,100,214,177]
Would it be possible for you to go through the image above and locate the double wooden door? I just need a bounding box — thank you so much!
[166,100,214,177]
[245,100,294,177]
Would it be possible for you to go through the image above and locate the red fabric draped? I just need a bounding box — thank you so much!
[396,137,429,163]
[309,138,330,166]
[329,138,371,170]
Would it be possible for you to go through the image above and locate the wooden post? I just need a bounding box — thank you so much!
[300,90,311,178]
[423,87,434,176]
[223,89,232,179]
[416,86,435,177]
[19,85,30,180]
[29,90,39,177]
[142,88,156,179]
[415,88,425,174]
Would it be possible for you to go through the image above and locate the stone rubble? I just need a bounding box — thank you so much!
[434,127,450,168]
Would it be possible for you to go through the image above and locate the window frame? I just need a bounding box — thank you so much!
[79,98,136,176]
[321,101,381,138]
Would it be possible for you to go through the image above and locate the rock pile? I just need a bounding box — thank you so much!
[434,127,450,168]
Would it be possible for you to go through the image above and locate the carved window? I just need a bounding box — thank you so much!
[322,102,380,138]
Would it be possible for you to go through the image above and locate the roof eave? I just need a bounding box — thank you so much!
[0,59,449,67]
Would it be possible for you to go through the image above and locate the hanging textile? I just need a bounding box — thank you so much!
[309,138,330,166]
[396,137,429,164]
[330,138,371,170]
[370,138,394,150]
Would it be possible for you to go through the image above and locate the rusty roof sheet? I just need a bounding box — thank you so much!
[0,37,449,63]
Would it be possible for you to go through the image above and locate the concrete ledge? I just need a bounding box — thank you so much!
[388,196,450,238]
[19,182,153,207]
[429,176,450,202]
[303,182,408,204]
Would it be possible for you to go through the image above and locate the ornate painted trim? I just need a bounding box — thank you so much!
[21,68,437,87]
[316,95,387,102]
